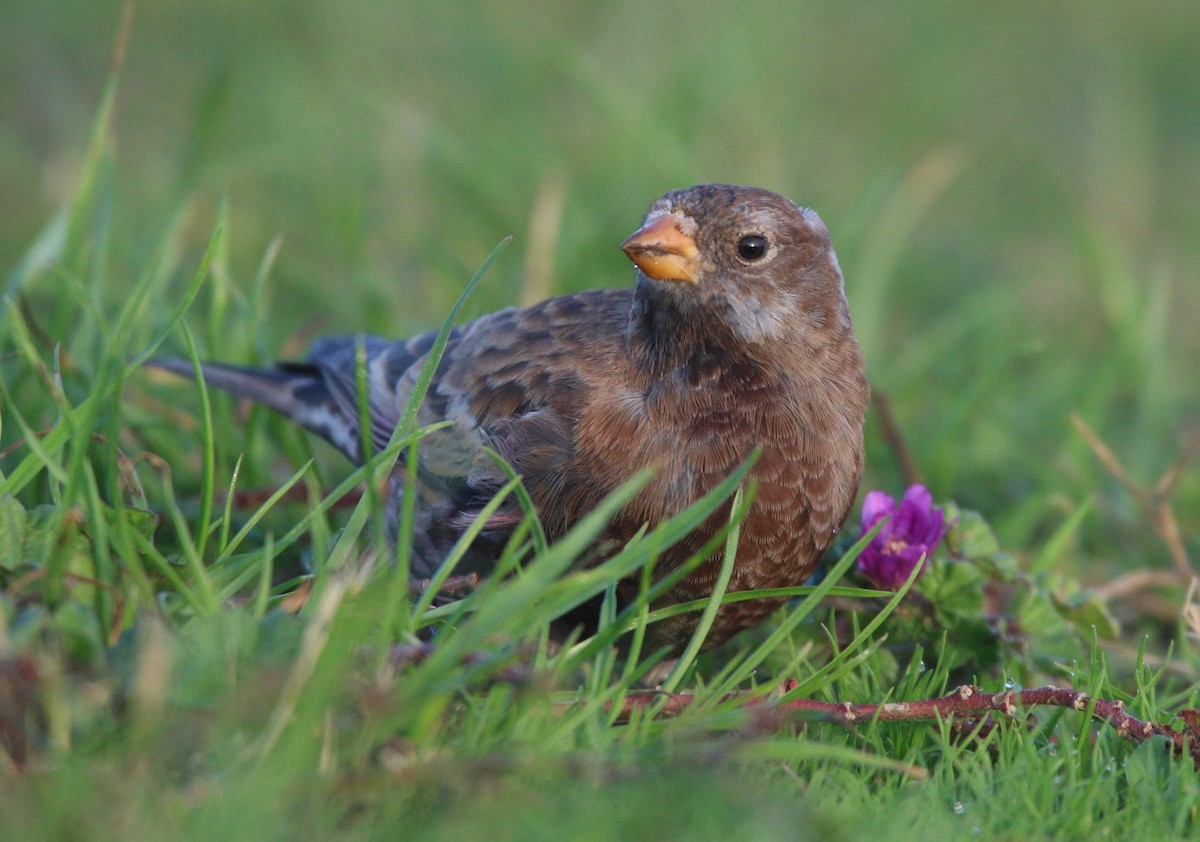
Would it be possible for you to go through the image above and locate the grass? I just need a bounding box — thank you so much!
[2,1,1200,838]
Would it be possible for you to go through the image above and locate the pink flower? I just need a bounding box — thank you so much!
[857,484,946,590]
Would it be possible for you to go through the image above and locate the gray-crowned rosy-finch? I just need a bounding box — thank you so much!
[150,184,869,651]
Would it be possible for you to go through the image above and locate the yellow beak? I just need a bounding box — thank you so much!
[621,213,700,284]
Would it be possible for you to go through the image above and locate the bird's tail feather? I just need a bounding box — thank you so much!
[146,357,361,460]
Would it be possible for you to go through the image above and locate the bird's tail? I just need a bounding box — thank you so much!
[145,357,360,460]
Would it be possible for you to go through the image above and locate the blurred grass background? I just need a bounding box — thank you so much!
[5,2,1198,582]
[3,1,1200,836]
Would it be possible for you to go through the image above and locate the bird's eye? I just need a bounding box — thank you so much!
[737,235,769,262]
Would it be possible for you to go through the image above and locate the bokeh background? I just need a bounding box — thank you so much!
[3,0,1198,589]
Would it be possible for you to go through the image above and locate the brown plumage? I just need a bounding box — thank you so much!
[150,184,869,651]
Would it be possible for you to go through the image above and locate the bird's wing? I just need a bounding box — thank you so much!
[149,289,635,540]
[429,290,635,529]
[301,330,456,461]
[307,289,633,574]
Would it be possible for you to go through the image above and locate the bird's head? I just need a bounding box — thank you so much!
[622,184,850,346]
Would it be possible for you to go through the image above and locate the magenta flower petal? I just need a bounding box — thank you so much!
[855,483,947,591]
[861,490,895,530]
[900,484,933,510]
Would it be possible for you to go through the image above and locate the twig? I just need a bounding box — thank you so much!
[604,683,1200,767]
[0,426,57,460]
[1181,578,1200,641]
[871,391,923,487]
[408,572,481,597]
[1071,412,1197,582]
[227,484,363,510]
[1092,569,1183,602]
[378,641,1200,767]
[1155,423,1200,500]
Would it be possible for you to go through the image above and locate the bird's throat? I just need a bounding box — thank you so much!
[626,278,750,376]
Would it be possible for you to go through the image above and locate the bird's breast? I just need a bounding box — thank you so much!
[575,369,805,526]
[608,363,855,556]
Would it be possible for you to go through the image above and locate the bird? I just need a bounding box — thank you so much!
[149,184,868,652]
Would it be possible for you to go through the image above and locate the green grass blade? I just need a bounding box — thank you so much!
[711,522,883,698]
[659,484,751,693]
[127,223,223,371]
[177,322,217,561]
[213,459,315,563]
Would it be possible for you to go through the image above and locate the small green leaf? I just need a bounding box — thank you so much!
[0,496,30,571]
[920,558,985,618]
[1031,497,1093,573]
[943,503,1000,560]
[1050,587,1120,640]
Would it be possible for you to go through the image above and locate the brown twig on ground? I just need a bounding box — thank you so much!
[1092,569,1184,602]
[381,636,1199,767]
[1181,579,1200,642]
[408,572,482,597]
[605,682,1200,767]
[1071,412,1197,582]
[871,391,923,487]
[225,484,364,511]
[387,642,438,669]
[0,426,58,460]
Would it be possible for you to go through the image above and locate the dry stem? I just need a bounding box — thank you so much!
[605,682,1200,767]
[1071,412,1197,582]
